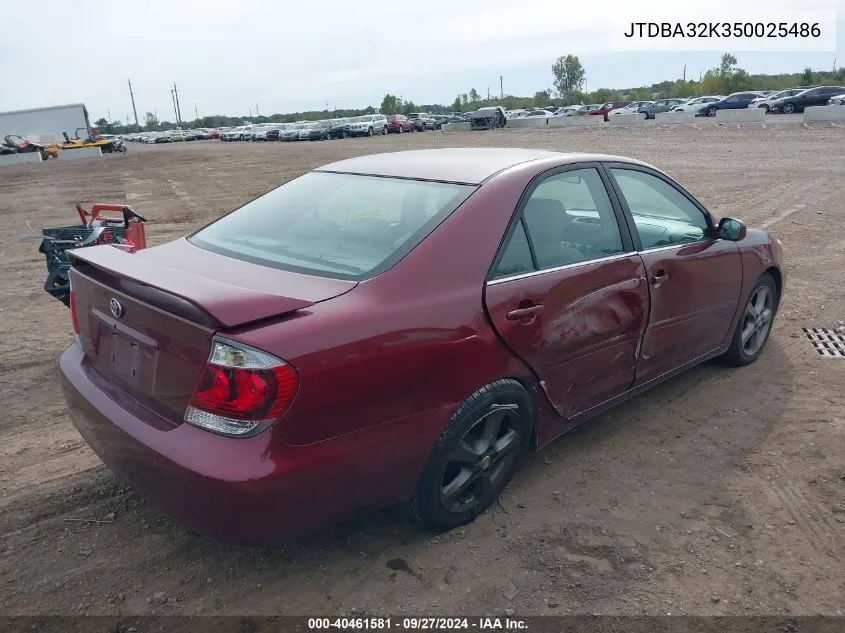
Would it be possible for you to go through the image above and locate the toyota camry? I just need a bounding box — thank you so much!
[59,148,786,542]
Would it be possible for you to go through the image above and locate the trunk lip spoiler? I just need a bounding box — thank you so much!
[67,245,317,328]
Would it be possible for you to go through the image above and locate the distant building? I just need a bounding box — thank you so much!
[0,103,91,143]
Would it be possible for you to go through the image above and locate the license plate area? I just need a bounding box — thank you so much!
[91,308,158,393]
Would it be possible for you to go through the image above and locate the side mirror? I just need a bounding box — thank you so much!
[717,217,747,241]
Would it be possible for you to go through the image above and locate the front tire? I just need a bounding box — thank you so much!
[721,273,778,366]
[707,106,717,117]
[367,126,373,136]
[782,102,796,114]
[408,379,533,531]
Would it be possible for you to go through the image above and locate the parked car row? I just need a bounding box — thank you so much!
[764,86,845,113]
[693,86,845,116]
[216,113,452,143]
[501,86,845,122]
[118,86,845,148]
[122,128,219,143]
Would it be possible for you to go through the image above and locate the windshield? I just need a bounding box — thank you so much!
[189,172,475,280]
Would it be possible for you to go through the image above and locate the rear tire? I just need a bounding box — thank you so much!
[368,126,373,136]
[720,273,778,367]
[408,379,533,531]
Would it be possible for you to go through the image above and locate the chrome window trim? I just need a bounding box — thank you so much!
[487,237,718,286]
[487,252,634,286]
[636,238,711,255]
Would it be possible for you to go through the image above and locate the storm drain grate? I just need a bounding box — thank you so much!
[803,328,845,358]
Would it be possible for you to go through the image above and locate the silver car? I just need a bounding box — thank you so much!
[748,88,812,112]
[346,114,388,137]
[671,96,724,112]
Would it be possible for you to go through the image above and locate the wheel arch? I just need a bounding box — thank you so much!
[764,265,783,307]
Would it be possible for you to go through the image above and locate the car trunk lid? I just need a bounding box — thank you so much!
[68,240,356,426]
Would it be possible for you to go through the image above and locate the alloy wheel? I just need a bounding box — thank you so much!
[439,406,523,514]
[740,285,774,356]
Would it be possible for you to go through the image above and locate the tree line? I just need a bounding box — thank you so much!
[95,54,844,134]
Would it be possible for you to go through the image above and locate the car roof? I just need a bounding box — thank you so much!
[314,148,649,185]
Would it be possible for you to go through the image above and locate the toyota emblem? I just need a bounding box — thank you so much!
[109,298,124,319]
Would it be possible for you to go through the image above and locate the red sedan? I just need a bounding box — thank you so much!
[59,148,785,542]
[587,101,632,121]
[386,114,415,133]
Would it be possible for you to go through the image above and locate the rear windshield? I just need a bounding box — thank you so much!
[189,172,475,280]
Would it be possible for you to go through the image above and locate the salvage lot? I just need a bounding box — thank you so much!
[0,122,844,615]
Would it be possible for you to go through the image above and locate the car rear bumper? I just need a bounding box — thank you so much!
[59,343,448,543]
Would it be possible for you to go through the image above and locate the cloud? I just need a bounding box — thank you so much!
[0,0,841,119]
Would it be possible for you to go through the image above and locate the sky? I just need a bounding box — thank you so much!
[1,0,842,122]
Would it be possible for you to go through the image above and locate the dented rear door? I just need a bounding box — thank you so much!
[485,254,649,420]
[483,164,649,423]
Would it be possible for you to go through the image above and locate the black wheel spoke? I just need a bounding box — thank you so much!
[479,410,506,450]
[477,473,494,504]
[490,449,520,487]
[441,467,475,507]
[492,428,520,459]
[451,439,482,464]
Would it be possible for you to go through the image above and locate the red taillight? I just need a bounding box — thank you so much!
[184,339,298,437]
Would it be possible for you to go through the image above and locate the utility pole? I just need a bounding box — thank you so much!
[128,79,139,131]
[172,82,182,125]
[195,103,199,120]
[500,75,503,100]
[107,108,112,122]
[683,65,686,82]
[487,86,490,100]
[256,102,260,117]
[170,89,178,125]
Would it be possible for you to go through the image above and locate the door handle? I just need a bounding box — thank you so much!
[507,304,544,320]
[650,270,668,285]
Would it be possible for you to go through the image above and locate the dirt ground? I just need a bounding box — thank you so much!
[0,122,843,617]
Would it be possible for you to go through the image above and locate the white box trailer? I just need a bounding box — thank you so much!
[0,103,91,144]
